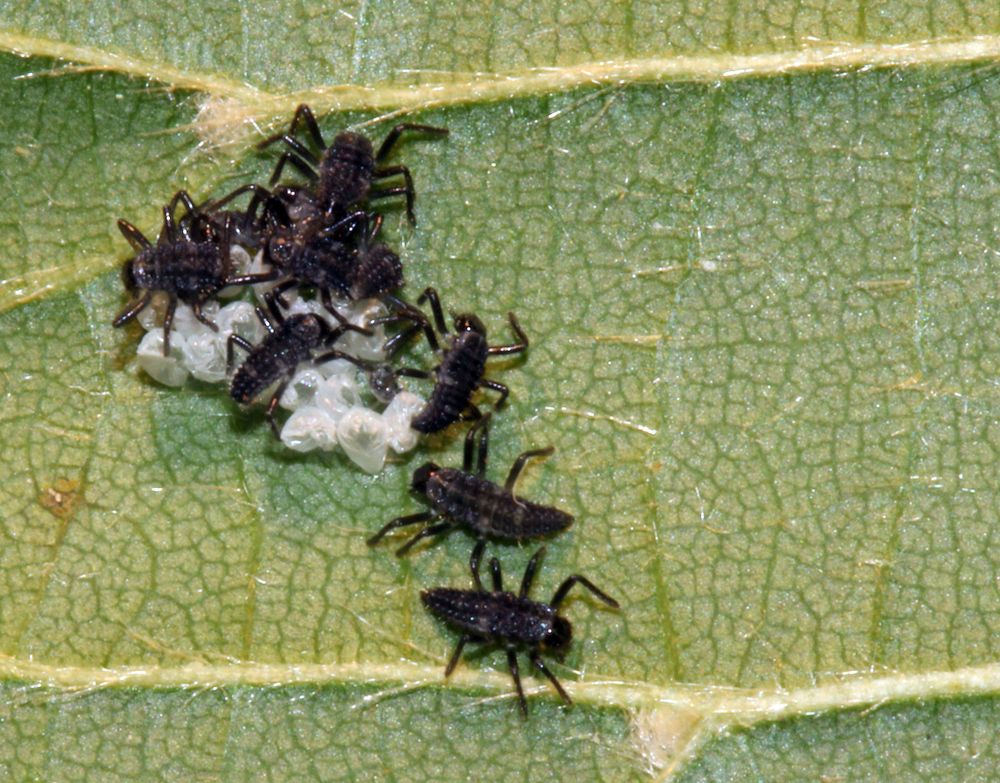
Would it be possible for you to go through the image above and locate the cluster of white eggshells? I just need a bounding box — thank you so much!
[132,248,426,473]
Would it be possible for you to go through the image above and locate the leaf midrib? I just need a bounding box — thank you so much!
[9,655,1000,726]
[2,30,1000,121]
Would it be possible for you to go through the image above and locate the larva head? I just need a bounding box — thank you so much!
[120,258,138,292]
[541,615,572,653]
[266,228,298,270]
[453,313,486,336]
[411,462,441,495]
[285,313,327,345]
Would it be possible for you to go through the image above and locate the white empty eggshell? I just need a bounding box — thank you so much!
[279,367,325,410]
[285,297,322,318]
[247,250,282,304]
[337,407,388,474]
[336,325,386,363]
[217,246,255,298]
[345,298,388,328]
[217,300,266,345]
[315,356,358,379]
[230,245,253,271]
[184,331,228,383]
[280,407,340,452]
[137,299,220,335]
[382,391,425,453]
[136,331,190,387]
[176,301,219,333]
[334,298,388,361]
[315,373,362,418]
[136,291,170,331]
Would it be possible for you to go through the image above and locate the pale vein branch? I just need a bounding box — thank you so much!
[0,30,262,100]
[1,30,1000,130]
[4,655,1000,729]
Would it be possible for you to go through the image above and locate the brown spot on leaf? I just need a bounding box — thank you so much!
[39,478,83,520]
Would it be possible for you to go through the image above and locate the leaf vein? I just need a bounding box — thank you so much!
[3,30,1000,128]
[6,655,1000,729]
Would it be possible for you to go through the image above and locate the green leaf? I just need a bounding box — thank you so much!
[2,4,1000,780]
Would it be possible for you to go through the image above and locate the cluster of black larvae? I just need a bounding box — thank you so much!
[111,105,619,716]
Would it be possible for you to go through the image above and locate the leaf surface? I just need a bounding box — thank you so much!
[2,4,1000,780]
